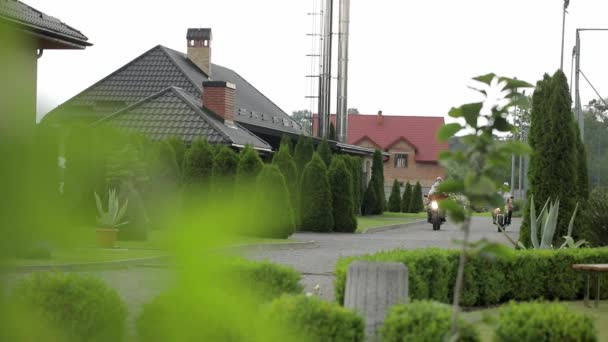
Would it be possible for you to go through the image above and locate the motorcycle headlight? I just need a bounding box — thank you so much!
[431,201,439,210]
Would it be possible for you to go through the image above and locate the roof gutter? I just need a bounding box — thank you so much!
[231,143,273,153]
[0,16,91,48]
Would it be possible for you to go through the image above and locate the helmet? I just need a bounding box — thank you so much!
[503,182,509,187]
[436,177,444,182]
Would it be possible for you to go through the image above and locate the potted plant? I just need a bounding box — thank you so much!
[94,189,128,248]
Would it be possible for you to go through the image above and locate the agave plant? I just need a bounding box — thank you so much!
[516,195,586,249]
[94,189,129,228]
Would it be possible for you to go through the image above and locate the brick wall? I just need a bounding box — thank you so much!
[202,82,235,123]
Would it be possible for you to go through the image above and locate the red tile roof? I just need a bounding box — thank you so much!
[313,114,448,162]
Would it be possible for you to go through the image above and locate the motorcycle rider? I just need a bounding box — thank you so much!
[499,182,513,225]
[427,177,445,223]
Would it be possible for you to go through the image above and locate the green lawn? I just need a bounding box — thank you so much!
[463,301,608,341]
[357,212,426,233]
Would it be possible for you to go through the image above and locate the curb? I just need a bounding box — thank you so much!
[361,220,426,234]
[223,240,319,253]
[0,255,171,274]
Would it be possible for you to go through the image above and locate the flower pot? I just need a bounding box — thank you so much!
[96,228,118,248]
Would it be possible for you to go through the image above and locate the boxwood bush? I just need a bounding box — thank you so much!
[494,302,596,342]
[11,272,127,342]
[263,294,365,342]
[335,248,608,307]
[381,300,480,342]
[137,259,303,341]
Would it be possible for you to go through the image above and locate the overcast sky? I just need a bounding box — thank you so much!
[32,0,608,122]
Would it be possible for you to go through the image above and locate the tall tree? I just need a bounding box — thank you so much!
[370,150,386,214]
[317,138,333,167]
[361,182,377,216]
[520,70,578,246]
[299,153,333,231]
[401,181,413,213]
[294,135,314,176]
[388,179,402,212]
[328,157,357,232]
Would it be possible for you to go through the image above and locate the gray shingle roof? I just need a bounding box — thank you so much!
[94,86,271,150]
[0,0,89,44]
[47,45,304,135]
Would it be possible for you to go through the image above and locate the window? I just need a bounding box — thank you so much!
[394,154,408,168]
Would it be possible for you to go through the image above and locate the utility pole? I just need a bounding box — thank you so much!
[560,0,570,71]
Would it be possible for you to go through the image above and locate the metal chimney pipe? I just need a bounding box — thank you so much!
[574,30,583,139]
[318,0,333,139]
[336,0,350,143]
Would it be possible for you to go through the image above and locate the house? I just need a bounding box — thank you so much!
[313,111,448,194]
[0,0,90,130]
[45,28,375,158]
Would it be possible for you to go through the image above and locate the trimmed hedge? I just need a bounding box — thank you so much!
[263,295,365,342]
[11,272,127,342]
[381,301,480,342]
[317,138,333,167]
[335,247,608,307]
[329,157,357,232]
[255,165,296,238]
[300,153,334,232]
[494,301,596,342]
[236,145,263,186]
[137,259,303,341]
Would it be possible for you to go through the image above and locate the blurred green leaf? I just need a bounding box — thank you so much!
[437,123,462,142]
[499,77,533,90]
[493,117,512,132]
[468,176,496,196]
[473,73,497,85]
[439,199,466,223]
[500,141,532,155]
[438,180,465,193]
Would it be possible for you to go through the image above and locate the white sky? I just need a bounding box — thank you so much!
[32,0,608,122]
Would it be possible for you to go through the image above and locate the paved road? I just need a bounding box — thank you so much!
[246,216,521,301]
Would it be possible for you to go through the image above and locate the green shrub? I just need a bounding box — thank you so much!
[300,153,334,231]
[272,140,298,215]
[388,179,402,212]
[165,136,187,171]
[263,295,364,342]
[401,181,413,213]
[236,145,263,186]
[370,150,385,214]
[213,145,239,181]
[255,165,296,238]
[137,260,303,341]
[317,138,332,167]
[361,181,377,216]
[12,272,127,342]
[335,247,608,306]
[409,181,424,213]
[494,301,596,342]
[329,157,357,232]
[294,135,314,177]
[585,187,608,247]
[345,156,363,215]
[183,138,214,185]
[381,301,480,342]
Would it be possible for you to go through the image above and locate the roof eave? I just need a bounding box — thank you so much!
[0,17,91,48]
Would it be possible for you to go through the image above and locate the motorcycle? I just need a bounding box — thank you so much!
[492,196,513,232]
[425,194,447,231]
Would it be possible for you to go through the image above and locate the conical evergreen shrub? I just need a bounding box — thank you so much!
[362,181,377,216]
[520,70,578,246]
[317,138,333,167]
[346,156,363,215]
[329,157,357,232]
[294,135,314,176]
[329,122,336,140]
[299,154,333,232]
[388,179,402,212]
[213,146,239,196]
[255,165,295,238]
[165,136,187,172]
[401,182,412,213]
[183,138,213,185]
[236,145,263,187]
[409,181,424,213]
[370,150,385,214]
[272,141,298,220]
[280,135,294,155]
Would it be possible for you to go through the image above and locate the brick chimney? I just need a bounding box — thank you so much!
[377,110,383,124]
[203,81,236,125]
[187,28,212,77]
